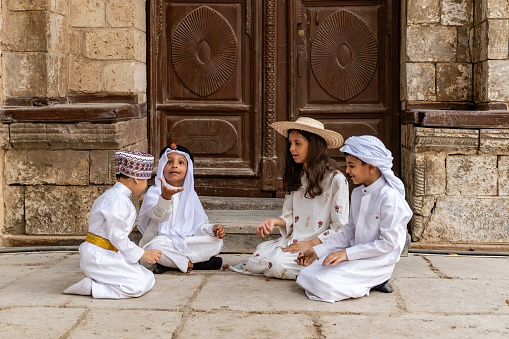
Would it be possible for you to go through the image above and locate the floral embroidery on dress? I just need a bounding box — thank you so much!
[334,170,339,175]
[284,213,292,218]
[268,262,273,269]
[335,205,340,213]
[305,216,310,227]
[318,221,323,227]
[292,239,298,243]
[335,182,340,190]
[323,231,329,236]
[255,253,260,257]
[324,193,330,204]
[295,216,300,223]
[281,269,287,279]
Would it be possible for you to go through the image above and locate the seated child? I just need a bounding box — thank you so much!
[231,117,349,280]
[138,143,225,274]
[290,135,413,302]
[64,150,162,299]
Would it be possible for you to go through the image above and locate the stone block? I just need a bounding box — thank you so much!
[70,0,105,27]
[487,0,509,18]
[25,185,107,235]
[68,57,104,93]
[104,61,146,93]
[406,63,436,101]
[4,11,48,51]
[474,0,488,25]
[413,127,479,153]
[407,0,440,24]
[115,118,148,148]
[4,52,47,97]
[90,150,116,185]
[46,54,68,98]
[5,150,89,185]
[457,27,471,62]
[106,0,146,31]
[414,153,446,195]
[487,60,509,101]
[441,0,474,26]
[3,185,25,235]
[47,13,67,53]
[473,61,488,103]
[84,29,145,62]
[471,21,488,63]
[406,26,457,62]
[498,156,509,195]
[488,20,509,59]
[446,155,497,196]
[6,0,48,10]
[436,63,472,101]
[0,125,9,150]
[480,129,509,154]
[420,196,509,242]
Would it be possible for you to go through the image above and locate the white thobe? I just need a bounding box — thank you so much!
[79,182,155,299]
[233,171,349,279]
[139,191,222,273]
[297,176,413,302]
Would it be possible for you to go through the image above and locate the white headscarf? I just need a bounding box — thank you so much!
[138,148,208,253]
[340,135,405,198]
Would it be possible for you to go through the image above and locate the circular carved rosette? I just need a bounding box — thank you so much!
[170,119,238,155]
[171,6,238,97]
[311,10,377,101]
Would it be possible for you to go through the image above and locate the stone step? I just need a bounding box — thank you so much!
[199,196,284,211]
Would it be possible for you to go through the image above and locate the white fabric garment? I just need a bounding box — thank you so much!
[296,176,413,303]
[340,135,405,198]
[231,171,349,279]
[138,148,208,253]
[77,182,155,299]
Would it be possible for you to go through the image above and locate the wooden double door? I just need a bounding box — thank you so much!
[149,0,400,197]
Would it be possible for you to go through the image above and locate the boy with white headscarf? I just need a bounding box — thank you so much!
[291,135,412,303]
[138,144,225,274]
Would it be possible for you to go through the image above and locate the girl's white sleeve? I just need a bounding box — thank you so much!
[317,173,350,243]
[278,192,294,237]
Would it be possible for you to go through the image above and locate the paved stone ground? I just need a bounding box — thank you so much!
[0,252,508,338]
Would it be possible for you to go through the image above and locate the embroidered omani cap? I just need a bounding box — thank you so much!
[115,150,154,179]
[271,117,344,149]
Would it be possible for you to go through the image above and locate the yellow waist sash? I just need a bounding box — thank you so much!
[86,233,118,252]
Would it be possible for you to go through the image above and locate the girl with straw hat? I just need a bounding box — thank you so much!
[230,117,349,279]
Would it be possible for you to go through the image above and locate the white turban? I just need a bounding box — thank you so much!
[138,148,208,253]
[340,135,405,198]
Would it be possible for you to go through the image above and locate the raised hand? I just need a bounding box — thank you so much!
[256,218,278,238]
[142,249,162,264]
[213,224,226,239]
[160,177,184,200]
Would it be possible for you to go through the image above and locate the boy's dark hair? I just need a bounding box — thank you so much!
[283,129,342,198]
[116,173,131,180]
[343,152,367,165]
[159,144,194,163]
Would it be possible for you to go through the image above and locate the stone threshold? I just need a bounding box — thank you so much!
[411,242,509,253]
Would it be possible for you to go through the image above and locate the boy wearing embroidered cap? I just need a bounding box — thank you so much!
[64,150,161,299]
[231,117,349,280]
[291,135,413,303]
[138,143,225,274]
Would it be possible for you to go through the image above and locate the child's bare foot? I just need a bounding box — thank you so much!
[186,261,194,273]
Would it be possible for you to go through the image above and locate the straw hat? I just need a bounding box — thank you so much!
[271,117,344,149]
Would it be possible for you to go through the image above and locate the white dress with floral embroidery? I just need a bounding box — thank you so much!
[231,170,349,279]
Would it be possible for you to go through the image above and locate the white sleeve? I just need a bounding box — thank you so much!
[317,173,349,244]
[145,195,173,223]
[194,221,215,237]
[278,192,294,237]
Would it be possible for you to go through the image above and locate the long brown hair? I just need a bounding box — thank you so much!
[283,129,341,198]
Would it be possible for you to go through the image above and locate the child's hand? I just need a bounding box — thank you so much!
[322,249,348,266]
[282,240,312,254]
[213,224,225,239]
[142,249,162,264]
[295,247,317,266]
[256,218,277,238]
[159,178,184,200]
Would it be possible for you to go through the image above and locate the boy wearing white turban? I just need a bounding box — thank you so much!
[291,135,412,303]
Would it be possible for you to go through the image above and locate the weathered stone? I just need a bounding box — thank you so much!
[70,0,105,27]
[446,155,497,196]
[104,61,146,93]
[90,150,116,185]
[3,185,25,235]
[5,11,48,51]
[488,19,509,59]
[0,125,9,150]
[84,29,145,62]
[413,127,479,153]
[25,185,108,235]
[436,63,472,101]
[46,54,68,98]
[480,129,509,154]
[68,57,104,93]
[414,153,446,196]
[457,27,471,62]
[6,0,48,10]
[406,63,436,101]
[47,13,67,53]
[487,0,509,18]
[498,156,509,195]
[407,0,440,24]
[116,118,148,148]
[406,26,457,62]
[441,0,474,26]
[473,61,488,103]
[5,150,89,185]
[474,0,488,25]
[420,196,509,242]
[487,60,509,101]
[471,21,488,63]
[106,0,146,31]
[4,52,47,97]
